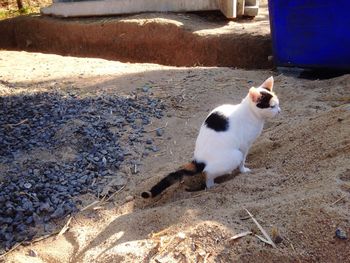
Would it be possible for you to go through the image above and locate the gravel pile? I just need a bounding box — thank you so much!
[0,90,165,253]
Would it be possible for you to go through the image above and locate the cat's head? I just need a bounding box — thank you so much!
[248,76,280,118]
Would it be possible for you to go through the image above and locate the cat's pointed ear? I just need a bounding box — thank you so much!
[261,76,274,91]
[249,87,261,103]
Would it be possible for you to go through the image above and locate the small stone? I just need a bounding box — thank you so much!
[177,232,186,239]
[156,128,164,137]
[28,249,38,257]
[51,206,65,219]
[23,182,32,189]
[151,145,159,152]
[125,195,134,202]
[142,86,150,92]
[198,249,206,257]
[335,228,347,240]
[93,156,100,162]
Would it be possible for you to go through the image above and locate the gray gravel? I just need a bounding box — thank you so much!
[0,89,165,252]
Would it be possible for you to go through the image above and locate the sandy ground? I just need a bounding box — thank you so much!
[0,50,350,263]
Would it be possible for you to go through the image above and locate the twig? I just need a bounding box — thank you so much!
[146,122,168,133]
[204,253,211,263]
[31,230,60,244]
[285,236,301,263]
[331,195,346,205]
[244,208,276,248]
[227,231,252,241]
[81,200,100,212]
[3,118,28,128]
[0,242,23,258]
[255,234,271,245]
[151,227,172,238]
[56,216,72,239]
[158,235,176,255]
[105,184,126,202]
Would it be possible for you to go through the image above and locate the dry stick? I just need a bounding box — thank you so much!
[157,235,177,256]
[81,200,100,212]
[204,253,211,263]
[0,242,23,258]
[331,195,346,205]
[244,208,277,248]
[81,185,125,212]
[146,122,168,133]
[151,226,172,238]
[56,216,73,238]
[4,118,28,128]
[31,230,61,244]
[285,237,302,263]
[104,184,126,202]
[227,231,252,241]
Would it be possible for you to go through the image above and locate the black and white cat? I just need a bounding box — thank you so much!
[142,76,280,198]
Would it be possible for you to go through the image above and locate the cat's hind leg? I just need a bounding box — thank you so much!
[239,147,251,173]
[204,149,243,189]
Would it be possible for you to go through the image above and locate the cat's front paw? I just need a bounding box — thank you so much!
[239,166,251,173]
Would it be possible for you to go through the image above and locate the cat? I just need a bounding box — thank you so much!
[141,76,280,198]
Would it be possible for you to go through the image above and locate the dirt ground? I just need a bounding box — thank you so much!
[0,50,349,263]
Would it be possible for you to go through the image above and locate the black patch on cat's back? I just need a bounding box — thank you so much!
[204,112,229,132]
[256,91,273,109]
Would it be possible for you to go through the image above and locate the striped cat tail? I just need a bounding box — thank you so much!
[141,160,205,198]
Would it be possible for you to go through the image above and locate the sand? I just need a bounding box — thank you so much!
[1,50,349,263]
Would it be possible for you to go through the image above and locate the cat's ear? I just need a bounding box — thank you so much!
[249,87,261,103]
[261,76,274,91]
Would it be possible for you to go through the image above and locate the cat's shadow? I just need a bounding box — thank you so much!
[214,169,241,185]
[183,169,241,192]
[70,170,241,262]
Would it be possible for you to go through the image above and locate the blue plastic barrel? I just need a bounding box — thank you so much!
[268,0,350,70]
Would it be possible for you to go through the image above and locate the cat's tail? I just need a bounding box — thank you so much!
[141,160,205,198]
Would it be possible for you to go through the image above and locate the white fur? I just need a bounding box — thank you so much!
[193,77,280,188]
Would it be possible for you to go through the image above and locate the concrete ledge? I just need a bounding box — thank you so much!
[41,0,219,18]
[41,0,259,19]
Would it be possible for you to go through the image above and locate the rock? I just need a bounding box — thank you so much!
[28,249,38,257]
[142,85,150,92]
[150,145,159,152]
[335,228,347,240]
[50,206,65,219]
[125,195,134,202]
[23,182,32,189]
[156,128,164,137]
[39,202,51,213]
